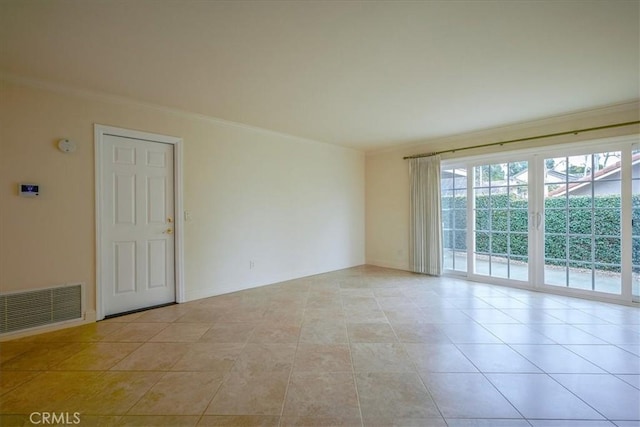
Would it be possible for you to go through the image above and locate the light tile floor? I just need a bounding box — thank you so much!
[1,265,639,426]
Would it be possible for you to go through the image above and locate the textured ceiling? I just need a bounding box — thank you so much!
[1,0,638,151]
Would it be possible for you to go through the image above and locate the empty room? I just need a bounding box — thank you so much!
[0,1,639,426]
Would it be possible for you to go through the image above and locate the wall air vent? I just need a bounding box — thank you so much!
[0,283,84,334]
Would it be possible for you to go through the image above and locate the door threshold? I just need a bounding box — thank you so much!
[102,302,176,320]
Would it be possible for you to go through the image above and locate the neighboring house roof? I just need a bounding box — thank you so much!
[547,153,640,197]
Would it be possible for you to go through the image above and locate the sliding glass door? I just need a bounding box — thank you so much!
[472,161,529,282]
[633,145,640,302]
[442,168,468,273]
[441,136,639,304]
[543,151,622,294]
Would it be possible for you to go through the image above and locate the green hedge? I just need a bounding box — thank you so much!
[442,193,639,268]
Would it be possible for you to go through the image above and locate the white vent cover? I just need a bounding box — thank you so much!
[0,283,83,334]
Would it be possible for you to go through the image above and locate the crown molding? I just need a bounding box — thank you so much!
[366,99,640,157]
[0,72,360,153]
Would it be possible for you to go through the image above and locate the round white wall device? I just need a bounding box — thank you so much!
[57,139,76,153]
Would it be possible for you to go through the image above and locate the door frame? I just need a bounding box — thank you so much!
[94,124,185,320]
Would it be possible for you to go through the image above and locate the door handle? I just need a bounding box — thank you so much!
[164,228,173,234]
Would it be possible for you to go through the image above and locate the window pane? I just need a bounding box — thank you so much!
[568,194,592,208]
[594,264,621,294]
[568,209,592,235]
[594,237,620,264]
[568,262,593,290]
[454,209,467,230]
[510,210,528,232]
[491,233,508,256]
[475,210,490,231]
[568,236,592,262]
[594,209,620,236]
[492,210,508,231]
[567,154,591,182]
[454,230,467,251]
[545,209,567,234]
[475,232,490,254]
[453,189,467,208]
[545,234,566,260]
[511,233,528,258]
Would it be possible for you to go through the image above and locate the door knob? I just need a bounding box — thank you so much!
[164,228,173,234]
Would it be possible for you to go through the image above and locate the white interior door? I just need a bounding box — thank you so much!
[101,134,175,316]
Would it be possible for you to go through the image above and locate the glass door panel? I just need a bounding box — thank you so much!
[543,151,622,294]
[633,145,640,301]
[441,168,468,273]
[472,161,529,281]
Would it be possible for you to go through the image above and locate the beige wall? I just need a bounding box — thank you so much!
[0,79,365,320]
[365,102,640,270]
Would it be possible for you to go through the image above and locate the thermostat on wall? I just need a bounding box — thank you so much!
[19,183,39,197]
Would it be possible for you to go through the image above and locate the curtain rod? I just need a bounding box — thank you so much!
[403,121,640,160]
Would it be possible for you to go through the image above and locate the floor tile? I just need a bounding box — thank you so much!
[404,343,478,372]
[281,416,363,426]
[117,415,200,426]
[171,342,244,373]
[552,373,640,420]
[72,371,163,414]
[41,322,127,342]
[149,323,211,342]
[616,344,640,356]
[0,370,41,396]
[574,324,640,345]
[482,324,556,344]
[461,309,521,324]
[0,342,36,363]
[292,344,352,372]
[230,343,296,375]
[439,323,503,343]
[418,308,473,324]
[531,324,608,344]
[282,372,359,418]
[133,305,190,323]
[129,371,223,415]
[110,342,191,371]
[564,345,640,374]
[615,374,640,389]
[497,308,565,324]
[529,421,616,427]
[510,344,605,373]
[198,322,258,343]
[2,266,638,424]
[299,319,349,344]
[351,342,415,372]
[486,373,604,419]
[391,323,452,343]
[0,371,104,413]
[421,373,521,419]
[198,415,280,426]
[364,417,447,426]
[347,322,397,342]
[248,323,301,343]
[0,342,88,370]
[457,344,542,373]
[545,309,611,324]
[446,420,532,427]
[356,372,441,419]
[205,370,290,416]
[100,322,170,342]
[52,342,142,370]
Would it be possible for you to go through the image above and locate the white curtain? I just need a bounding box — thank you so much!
[409,155,443,276]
